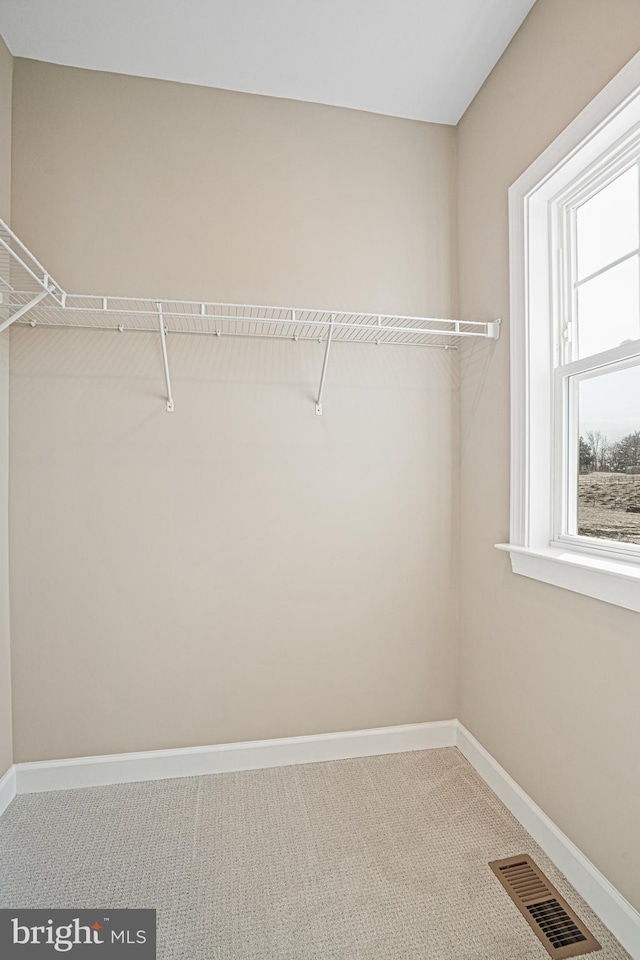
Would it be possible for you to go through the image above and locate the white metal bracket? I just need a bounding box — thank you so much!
[315,314,335,416]
[0,289,51,335]
[157,303,175,412]
[488,318,502,340]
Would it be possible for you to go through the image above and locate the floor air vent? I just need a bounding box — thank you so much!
[489,855,601,958]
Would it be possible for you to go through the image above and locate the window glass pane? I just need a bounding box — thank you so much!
[576,255,639,359]
[577,364,640,544]
[576,166,638,280]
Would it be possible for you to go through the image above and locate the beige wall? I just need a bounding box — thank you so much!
[0,36,9,222]
[9,61,459,761]
[457,0,640,912]
[0,35,12,780]
[11,60,457,314]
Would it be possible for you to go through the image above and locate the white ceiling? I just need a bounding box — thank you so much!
[0,0,537,125]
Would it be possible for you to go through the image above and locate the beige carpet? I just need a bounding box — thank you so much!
[0,747,631,959]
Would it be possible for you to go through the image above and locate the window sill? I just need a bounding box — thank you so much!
[495,543,640,613]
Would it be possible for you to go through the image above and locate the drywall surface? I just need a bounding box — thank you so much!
[0,35,9,222]
[10,61,458,761]
[11,60,457,310]
[0,34,12,781]
[457,0,640,911]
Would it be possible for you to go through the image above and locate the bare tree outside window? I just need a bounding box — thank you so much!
[578,426,640,544]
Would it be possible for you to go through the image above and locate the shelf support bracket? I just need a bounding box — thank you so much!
[0,288,51,335]
[315,314,335,416]
[488,318,502,340]
[157,303,175,412]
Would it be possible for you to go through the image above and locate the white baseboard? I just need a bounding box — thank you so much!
[0,764,16,817]
[456,721,640,960]
[15,719,457,794]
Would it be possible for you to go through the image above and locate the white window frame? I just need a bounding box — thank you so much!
[497,52,640,614]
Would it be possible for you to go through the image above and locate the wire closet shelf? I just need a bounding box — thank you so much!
[0,220,500,414]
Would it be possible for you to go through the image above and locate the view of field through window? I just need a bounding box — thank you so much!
[578,367,640,545]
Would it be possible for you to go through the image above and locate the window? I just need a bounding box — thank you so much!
[498,52,640,613]
[555,162,640,555]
